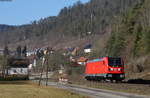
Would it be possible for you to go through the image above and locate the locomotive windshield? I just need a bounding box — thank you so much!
[108,57,122,67]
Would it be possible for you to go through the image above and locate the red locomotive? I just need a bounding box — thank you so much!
[85,57,125,81]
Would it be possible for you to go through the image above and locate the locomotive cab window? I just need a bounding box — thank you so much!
[108,57,122,67]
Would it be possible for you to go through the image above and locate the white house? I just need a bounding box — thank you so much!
[0,49,3,55]
[8,68,28,75]
[7,58,29,76]
[84,44,92,53]
[27,51,35,57]
[84,48,92,53]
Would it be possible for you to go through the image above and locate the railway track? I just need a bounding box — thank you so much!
[31,77,149,98]
[43,81,149,98]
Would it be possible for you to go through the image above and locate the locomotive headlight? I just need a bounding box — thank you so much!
[109,68,113,71]
[118,68,121,71]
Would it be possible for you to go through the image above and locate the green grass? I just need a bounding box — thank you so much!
[0,81,87,98]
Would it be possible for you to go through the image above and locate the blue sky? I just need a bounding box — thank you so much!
[0,0,89,25]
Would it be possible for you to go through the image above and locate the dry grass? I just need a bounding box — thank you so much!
[0,81,87,98]
[67,75,150,96]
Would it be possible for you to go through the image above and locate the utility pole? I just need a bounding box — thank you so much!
[45,56,49,86]
[38,48,50,86]
[38,57,45,86]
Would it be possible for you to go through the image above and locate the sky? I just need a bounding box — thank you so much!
[0,0,89,25]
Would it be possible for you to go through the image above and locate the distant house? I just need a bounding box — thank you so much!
[69,56,76,62]
[77,57,88,65]
[66,47,74,52]
[7,58,29,76]
[27,51,35,57]
[71,47,79,56]
[84,44,92,53]
[0,49,3,55]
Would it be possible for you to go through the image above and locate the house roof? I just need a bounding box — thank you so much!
[84,44,92,49]
[77,57,88,62]
[8,58,29,68]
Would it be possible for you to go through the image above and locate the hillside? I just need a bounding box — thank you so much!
[84,0,150,78]
[105,0,150,77]
[0,0,141,49]
[0,24,14,32]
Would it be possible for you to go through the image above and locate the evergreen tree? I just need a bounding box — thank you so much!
[16,45,22,57]
[22,45,27,57]
[3,45,9,56]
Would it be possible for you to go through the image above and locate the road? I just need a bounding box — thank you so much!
[32,79,149,98]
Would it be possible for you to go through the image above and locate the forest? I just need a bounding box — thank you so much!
[0,0,141,46]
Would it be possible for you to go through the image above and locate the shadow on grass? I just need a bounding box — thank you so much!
[0,79,31,85]
[127,79,150,85]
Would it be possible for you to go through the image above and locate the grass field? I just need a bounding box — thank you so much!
[0,81,87,98]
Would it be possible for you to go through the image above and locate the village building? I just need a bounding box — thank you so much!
[0,49,3,55]
[84,44,92,53]
[77,57,88,65]
[6,58,30,77]
[27,51,35,57]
